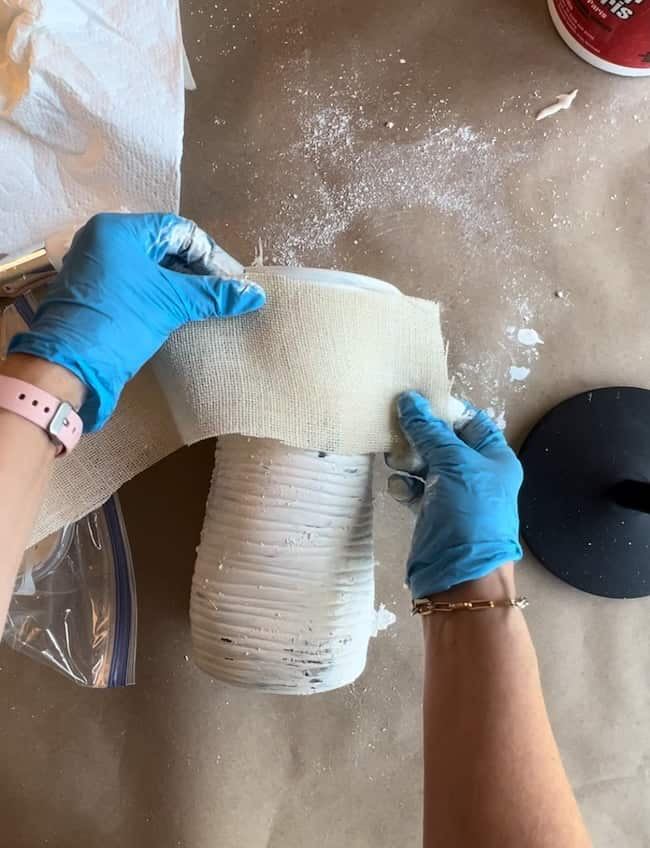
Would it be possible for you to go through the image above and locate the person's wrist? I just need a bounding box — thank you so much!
[420,563,525,646]
[0,354,86,409]
[419,562,516,604]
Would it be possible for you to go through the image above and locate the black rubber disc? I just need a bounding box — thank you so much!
[518,387,650,599]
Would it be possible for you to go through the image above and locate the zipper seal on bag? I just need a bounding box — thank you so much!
[104,495,137,687]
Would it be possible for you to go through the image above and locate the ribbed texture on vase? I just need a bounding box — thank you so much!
[190,436,376,694]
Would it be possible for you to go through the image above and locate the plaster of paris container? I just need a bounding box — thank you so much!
[548,0,650,76]
[190,269,399,694]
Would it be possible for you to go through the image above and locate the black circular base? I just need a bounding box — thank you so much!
[519,387,650,599]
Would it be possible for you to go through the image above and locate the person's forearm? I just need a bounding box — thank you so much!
[422,564,591,848]
[0,354,85,632]
[0,215,264,638]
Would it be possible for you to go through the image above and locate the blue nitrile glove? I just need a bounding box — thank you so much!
[387,391,523,598]
[9,212,265,431]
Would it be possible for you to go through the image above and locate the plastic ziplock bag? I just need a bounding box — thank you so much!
[6,497,137,687]
[1,296,137,686]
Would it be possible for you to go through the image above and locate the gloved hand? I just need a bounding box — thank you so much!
[387,391,523,598]
[9,213,265,431]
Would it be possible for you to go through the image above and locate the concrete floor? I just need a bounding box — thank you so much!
[2,0,650,845]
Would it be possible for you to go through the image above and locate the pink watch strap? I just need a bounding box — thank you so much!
[0,376,83,456]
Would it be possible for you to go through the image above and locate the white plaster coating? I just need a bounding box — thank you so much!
[509,365,530,382]
[535,89,578,121]
[517,328,544,346]
[190,437,388,693]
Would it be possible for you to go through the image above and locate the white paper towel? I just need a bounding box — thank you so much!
[0,0,186,255]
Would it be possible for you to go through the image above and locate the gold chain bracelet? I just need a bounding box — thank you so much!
[411,596,529,616]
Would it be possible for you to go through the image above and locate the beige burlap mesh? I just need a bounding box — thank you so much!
[33,270,448,542]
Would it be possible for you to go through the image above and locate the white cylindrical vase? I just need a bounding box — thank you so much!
[189,268,398,694]
[191,437,394,693]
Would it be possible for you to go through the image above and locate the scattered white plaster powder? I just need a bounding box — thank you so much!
[261,98,529,266]
[509,366,530,382]
[486,407,507,430]
[237,62,561,428]
[493,410,507,430]
[517,328,544,346]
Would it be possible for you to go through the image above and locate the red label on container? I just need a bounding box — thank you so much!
[552,0,650,68]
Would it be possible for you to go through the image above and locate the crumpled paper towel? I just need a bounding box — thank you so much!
[0,0,187,255]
